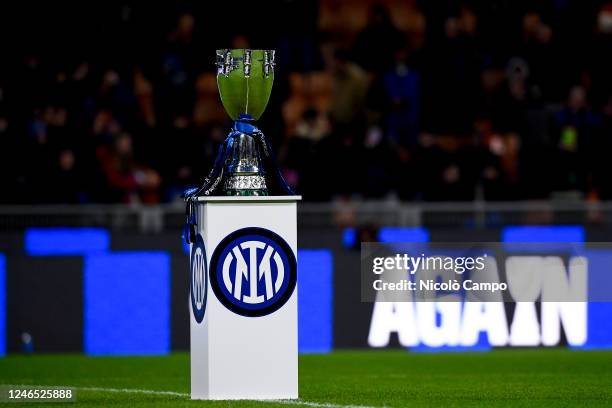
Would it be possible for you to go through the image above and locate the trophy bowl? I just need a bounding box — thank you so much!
[216,49,275,122]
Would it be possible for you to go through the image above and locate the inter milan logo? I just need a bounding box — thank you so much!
[210,227,297,317]
[190,234,208,323]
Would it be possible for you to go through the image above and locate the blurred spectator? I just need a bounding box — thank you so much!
[282,108,330,195]
[380,48,420,146]
[591,96,612,199]
[47,149,84,203]
[420,9,481,135]
[329,49,369,127]
[588,4,612,108]
[362,125,398,197]
[352,4,405,73]
[519,12,560,102]
[552,86,602,193]
[96,132,161,203]
[311,122,364,200]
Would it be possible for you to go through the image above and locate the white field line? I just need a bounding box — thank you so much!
[3,384,384,408]
[275,401,383,408]
[77,385,188,397]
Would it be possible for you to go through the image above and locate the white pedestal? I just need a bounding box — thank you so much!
[189,196,300,400]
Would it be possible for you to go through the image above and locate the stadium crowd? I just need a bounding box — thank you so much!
[1,0,612,204]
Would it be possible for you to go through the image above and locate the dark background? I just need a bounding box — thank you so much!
[1,0,611,204]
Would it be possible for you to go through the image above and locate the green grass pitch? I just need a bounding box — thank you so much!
[0,350,611,407]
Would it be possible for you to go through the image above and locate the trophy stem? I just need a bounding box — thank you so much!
[224,120,268,196]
